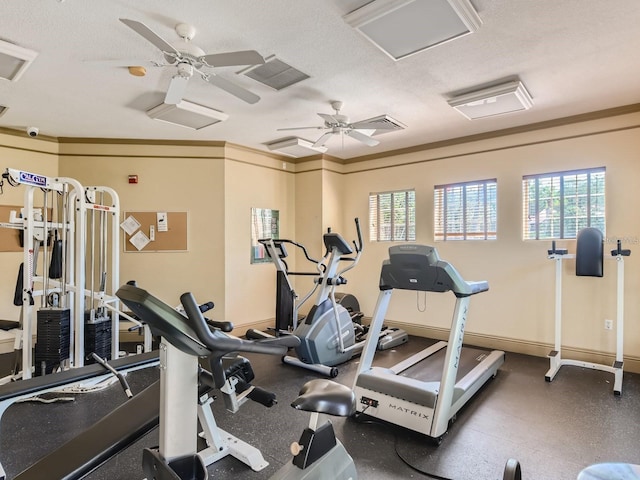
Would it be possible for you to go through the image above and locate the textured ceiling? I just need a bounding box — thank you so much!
[0,0,639,159]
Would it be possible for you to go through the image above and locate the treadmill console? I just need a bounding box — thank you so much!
[379,244,488,296]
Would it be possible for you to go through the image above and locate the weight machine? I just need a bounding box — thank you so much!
[0,168,143,381]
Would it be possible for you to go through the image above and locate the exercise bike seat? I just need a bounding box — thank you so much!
[292,379,356,417]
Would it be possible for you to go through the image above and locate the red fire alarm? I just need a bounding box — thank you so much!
[128,175,138,184]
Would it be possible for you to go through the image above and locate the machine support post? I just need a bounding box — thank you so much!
[432,295,470,438]
[159,340,199,460]
[354,289,392,379]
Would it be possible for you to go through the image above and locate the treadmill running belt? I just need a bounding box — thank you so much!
[398,346,492,383]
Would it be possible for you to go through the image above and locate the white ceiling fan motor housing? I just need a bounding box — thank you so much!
[176,63,194,78]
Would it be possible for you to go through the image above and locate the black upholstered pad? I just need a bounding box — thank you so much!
[291,378,356,417]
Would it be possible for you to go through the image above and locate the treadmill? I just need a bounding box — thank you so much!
[352,244,505,443]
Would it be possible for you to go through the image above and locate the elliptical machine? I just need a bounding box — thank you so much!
[247,237,325,339]
[283,218,408,377]
[247,236,365,340]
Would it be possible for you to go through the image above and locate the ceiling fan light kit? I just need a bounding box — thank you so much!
[146,100,229,130]
[343,0,481,61]
[448,81,534,120]
[0,38,38,82]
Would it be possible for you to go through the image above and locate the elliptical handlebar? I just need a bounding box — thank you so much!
[353,217,363,254]
[333,218,363,278]
[258,237,326,274]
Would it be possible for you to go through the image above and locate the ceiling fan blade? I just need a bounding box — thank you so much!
[313,132,334,148]
[119,18,179,55]
[347,129,380,146]
[84,59,155,67]
[352,128,375,136]
[201,50,265,67]
[318,113,339,124]
[165,75,189,104]
[205,74,260,104]
[277,126,325,131]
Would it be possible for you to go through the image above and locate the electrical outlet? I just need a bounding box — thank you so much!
[604,319,613,330]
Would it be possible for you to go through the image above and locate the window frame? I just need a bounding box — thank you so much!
[434,178,497,241]
[522,167,606,240]
[369,189,416,242]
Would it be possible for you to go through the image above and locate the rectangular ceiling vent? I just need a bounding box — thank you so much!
[357,114,407,135]
[267,137,327,158]
[146,100,228,130]
[240,56,309,90]
[0,38,38,81]
[344,0,482,61]
[448,81,534,120]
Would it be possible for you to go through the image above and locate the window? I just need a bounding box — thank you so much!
[369,190,416,241]
[522,167,605,240]
[434,179,497,241]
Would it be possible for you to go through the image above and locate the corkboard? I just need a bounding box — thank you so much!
[0,205,53,253]
[0,205,22,252]
[123,211,188,252]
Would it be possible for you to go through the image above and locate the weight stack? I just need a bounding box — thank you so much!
[35,308,71,376]
[84,313,112,363]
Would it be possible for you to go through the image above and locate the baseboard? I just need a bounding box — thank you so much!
[379,319,640,374]
[6,318,638,374]
[0,330,27,355]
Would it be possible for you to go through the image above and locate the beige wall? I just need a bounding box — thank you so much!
[223,146,296,326]
[1,110,639,370]
[342,112,640,368]
[57,142,227,312]
[292,161,351,318]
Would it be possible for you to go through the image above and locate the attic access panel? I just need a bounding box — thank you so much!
[0,39,38,81]
[344,0,481,61]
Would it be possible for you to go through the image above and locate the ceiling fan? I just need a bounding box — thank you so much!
[277,101,400,148]
[115,18,265,104]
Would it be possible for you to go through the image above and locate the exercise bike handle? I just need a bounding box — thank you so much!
[127,300,221,332]
[199,301,214,313]
[180,292,300,388]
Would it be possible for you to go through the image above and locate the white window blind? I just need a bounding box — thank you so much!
[369,190,416,241]
[434,179,497,241]
[522,167,605,240]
